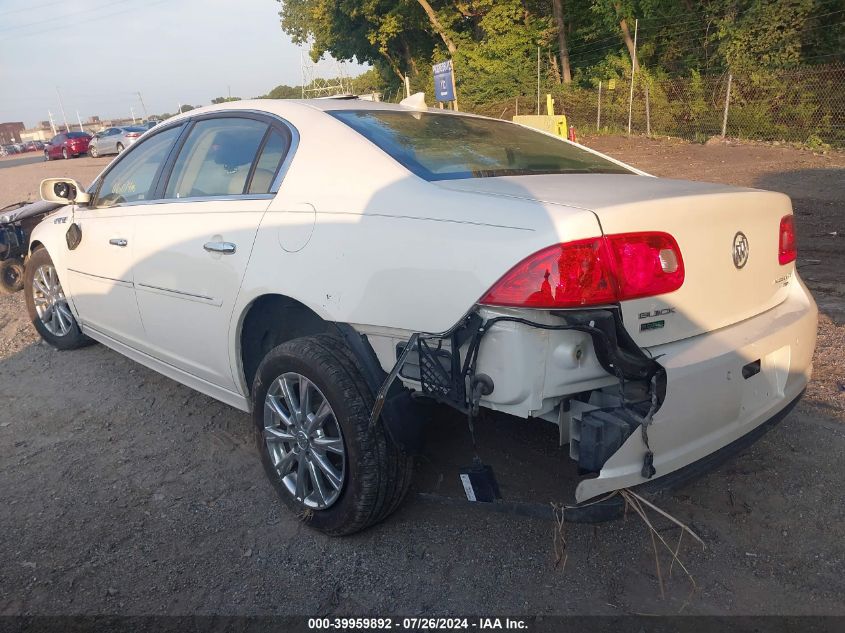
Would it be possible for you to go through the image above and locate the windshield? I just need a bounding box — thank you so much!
[329,110,632,181]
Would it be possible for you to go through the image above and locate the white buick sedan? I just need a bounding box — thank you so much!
[26,98,817,534]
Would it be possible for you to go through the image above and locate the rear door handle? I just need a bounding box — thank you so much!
[109,238,128,247]
[203,241,236,254]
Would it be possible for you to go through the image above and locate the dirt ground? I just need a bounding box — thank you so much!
[0,139,843,617]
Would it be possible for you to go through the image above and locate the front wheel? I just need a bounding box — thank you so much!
[252,335,413,535]
[89,145,98,158]
[44,150,50,161]
[0,258,24,293]
[24,249,93,350]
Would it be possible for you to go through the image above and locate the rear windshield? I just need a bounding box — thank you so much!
[123,126,145,132]
[66,132,89,138]
[329,110,632,181]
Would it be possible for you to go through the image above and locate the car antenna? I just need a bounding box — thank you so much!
[399,92,428,111]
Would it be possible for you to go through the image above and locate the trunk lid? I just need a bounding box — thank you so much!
[437,174,795,346]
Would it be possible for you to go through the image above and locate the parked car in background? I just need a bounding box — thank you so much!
[44,132,91,160]
[23,141,44,152]
[87,126,145,157]
[139,119,160,130]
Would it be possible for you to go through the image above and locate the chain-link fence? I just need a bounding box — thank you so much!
[470,63,845,148]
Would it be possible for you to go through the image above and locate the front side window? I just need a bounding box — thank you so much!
[330,110,632,181]
[164,118,268,199]
[94,125,182,208]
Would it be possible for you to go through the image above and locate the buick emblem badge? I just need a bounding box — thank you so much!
[733,232,749,269]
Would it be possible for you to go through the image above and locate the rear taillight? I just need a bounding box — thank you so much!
[479,231,684,309]
[125,132,140,138]
[778,215,797,265]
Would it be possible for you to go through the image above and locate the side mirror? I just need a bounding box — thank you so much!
[40,178,90,205]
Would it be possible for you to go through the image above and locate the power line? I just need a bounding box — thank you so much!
[4,0,171,40]
[0,0,66,18]
[0,0,137,34]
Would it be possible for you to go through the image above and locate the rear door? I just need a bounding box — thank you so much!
[131,113,292,392]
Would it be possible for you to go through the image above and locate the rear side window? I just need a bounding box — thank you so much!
[247,130,287,194]
[164,118,268,199]
[330,110,632,181]
[94,126,182,208]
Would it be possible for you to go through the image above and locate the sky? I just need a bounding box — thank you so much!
[0,0,366,128]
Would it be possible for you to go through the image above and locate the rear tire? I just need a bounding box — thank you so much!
[24,248,93,350]
[62,147,69,160]
[44,150,50,161]
[0,258,24,294]
[116,142,124,154]
[252,334,413,535]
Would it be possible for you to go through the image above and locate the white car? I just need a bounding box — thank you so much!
[26,98,817,535]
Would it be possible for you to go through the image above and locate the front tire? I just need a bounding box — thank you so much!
[89,145,98,158]
[44,150,50,161]
[62,147,69,159]
[252,335,413,535]
[24,248,92,350]
[0,258,24,293]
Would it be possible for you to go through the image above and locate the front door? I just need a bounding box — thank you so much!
[64,207,143,346]
[131,116,289,391]
[68,124,185,346]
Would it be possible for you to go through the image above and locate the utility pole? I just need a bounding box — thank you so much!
[136,91,148,119]
[228,85,232,99]
[47,111,57,136]
[721,73,733,138]
[55,86,70,132]
[76,110,85,133]
[536,46,541,115]
[300,51,306,98]
[130,106,137,124]
[177,102,182,114]
[626,18,638,136]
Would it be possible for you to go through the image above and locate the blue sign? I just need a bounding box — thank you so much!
[433,60,455,102]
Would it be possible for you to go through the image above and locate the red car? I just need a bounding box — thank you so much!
[44,132,91,160]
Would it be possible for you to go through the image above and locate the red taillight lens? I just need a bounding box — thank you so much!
[125,132,140,138]
[479,232,684,309]
[606,232,685,301]
[778,215,797,265]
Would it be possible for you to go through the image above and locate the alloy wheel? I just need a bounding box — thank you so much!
[263,372,346,509]
[31,264,73,337]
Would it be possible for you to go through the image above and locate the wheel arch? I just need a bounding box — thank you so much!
[235,292,425,453]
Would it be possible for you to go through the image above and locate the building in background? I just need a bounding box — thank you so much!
[0,122,25,144]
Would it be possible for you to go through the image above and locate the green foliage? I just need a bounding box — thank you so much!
[262,85,302,99]
[210,97,242,104]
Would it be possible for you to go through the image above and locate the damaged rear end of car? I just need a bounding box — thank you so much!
[371,174,817,510]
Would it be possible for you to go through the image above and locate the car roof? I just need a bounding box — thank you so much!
[161,97,489,126]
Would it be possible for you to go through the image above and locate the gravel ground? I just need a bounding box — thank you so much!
[0,141,843,616]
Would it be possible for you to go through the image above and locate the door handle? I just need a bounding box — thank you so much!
[203,241,236,254]
[109,238,128,247]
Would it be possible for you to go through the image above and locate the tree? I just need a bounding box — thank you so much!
[551,0,572,83]
[211,96,242,104]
